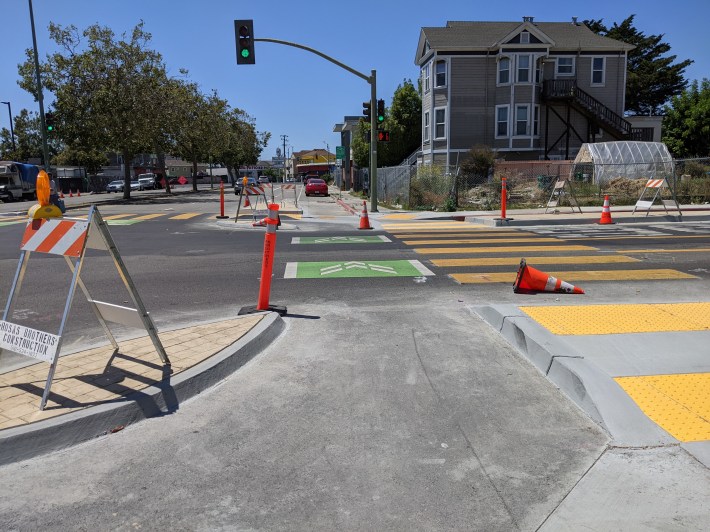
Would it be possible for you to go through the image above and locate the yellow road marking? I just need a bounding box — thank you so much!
[102,214,135,220]
[452,269,697,285]
[382,222,484,230]
[432,255,640,267]
[583,235,710,240]
[414,245,597,254]
[380,213,418,220]
[393,232,537,238]
[622,248,710,254]
[519,302,710,335]
[615,373,710,442]
[403,237,561,245]
[169,212,203,220]
[132,214,166,220]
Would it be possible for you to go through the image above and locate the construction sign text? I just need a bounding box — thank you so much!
[0,320,59,363]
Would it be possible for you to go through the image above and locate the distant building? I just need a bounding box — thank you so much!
[293,148,335,179]
[414,17,651,164]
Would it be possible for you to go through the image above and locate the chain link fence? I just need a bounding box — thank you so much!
[369,157,710,211]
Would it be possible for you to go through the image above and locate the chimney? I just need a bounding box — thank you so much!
[523,16,534,23]
[572,16,579,25]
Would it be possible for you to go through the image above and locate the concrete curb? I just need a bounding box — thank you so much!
[470,304,676,446]
[0,312,285,466]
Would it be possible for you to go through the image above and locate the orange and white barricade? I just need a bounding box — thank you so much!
[0,207,169,410]
[632,178,682,217]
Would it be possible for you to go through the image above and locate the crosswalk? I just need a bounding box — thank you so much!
[382,220,702,285]
[0,212,302,226]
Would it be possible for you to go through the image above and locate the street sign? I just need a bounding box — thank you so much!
[336,146,345,160]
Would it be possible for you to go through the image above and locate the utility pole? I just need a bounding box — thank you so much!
[28,0,51,172]
[0,102,16,153]
[280,134,288,183]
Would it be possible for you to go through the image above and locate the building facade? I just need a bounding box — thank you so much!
[415,17,639,165]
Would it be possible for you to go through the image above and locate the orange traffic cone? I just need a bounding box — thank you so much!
[69,190,73,197]
[59,191,64,199]
[513,258,584,294]
[244,194,250,207]
[359,201,372,230]
[598,195,613,224]
[77,189,81,197]
[252,217,267,227]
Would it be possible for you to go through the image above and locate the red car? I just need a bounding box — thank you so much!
[305,178,328,196]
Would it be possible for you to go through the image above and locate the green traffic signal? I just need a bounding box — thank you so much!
[376,99,385,123]
[241,48,250,58]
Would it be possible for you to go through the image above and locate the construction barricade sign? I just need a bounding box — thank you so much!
[0,321,59,363]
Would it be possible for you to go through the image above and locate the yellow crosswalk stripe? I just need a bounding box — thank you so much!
[451,269,697,284]
[623,248,710,253]
[414,245,597,254]
[102,214,136,220]
[169,212,203,220]
[132,213,167,220]
[383,222,486,230]
[392,231,537,238]
[403,237,561,245]
[432,255,640,267]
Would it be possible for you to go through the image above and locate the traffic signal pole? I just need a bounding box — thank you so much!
[251,36,379,212]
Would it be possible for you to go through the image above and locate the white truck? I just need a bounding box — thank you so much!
[0,161,39,202]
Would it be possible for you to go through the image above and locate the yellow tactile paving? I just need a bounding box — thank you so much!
[519,302,710,335]
[414,245,597,254]
[452,269,697,285]
[433,255,640,267]
[403,237,561,245]
[614,373,710,442]
[0,314,263,430]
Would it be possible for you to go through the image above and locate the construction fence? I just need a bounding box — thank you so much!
[363,157,710,211]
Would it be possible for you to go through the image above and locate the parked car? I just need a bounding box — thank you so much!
[137,173,157,190]
[305,178,328,197]
[106,180,124,193]
[235,177,258,195]
[257,176,270,184]
[130,180,144,191]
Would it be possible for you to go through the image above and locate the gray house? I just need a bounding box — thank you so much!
[415,17,645,165]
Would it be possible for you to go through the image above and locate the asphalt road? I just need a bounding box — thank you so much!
[0,193,709,530]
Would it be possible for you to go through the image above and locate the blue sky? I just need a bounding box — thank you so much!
[2,0,708,161]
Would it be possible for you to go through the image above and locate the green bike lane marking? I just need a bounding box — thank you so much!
[291,235,391,244]
[284,260,434,279]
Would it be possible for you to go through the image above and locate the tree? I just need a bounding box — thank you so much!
[18,22,169,199]
[662,79,710,157]
[0,109,52,162]
[584,15,693,115]
[215,109,270,182]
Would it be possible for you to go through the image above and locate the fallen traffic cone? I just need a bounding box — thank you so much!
[598,195,614,224]
[359,200,372,230]
[513,258,584,294]
[252,217,267,227]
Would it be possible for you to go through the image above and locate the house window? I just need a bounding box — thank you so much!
[520,31,530,44]
[556,57,575,76]
[496,105,509,137]
[592,57,605,85]
[423,63,430,93]
[517,55,530,83]
[423,111,430,142]
[533,105,540,136]
[435,60,446,87]
[535,58,542,84]
[434,108,446,139]
[498,57,510,85]
[515,105,529,136]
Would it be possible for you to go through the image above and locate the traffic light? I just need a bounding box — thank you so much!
[377,130,390,142]
[362,101,371,121]
[235,20,255,65]
[45,112,55,132]
[377,99,385,124]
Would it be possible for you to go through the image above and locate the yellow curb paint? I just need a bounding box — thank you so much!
[433,255,640,267]
[519,302,710,335]
[452,269,696,286]
[615,373,710,442]
[403,237,561,245]
[414,245,597,254]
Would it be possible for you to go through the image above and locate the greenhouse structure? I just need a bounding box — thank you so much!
[571,141,675,186]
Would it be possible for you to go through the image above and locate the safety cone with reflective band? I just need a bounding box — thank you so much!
[359,200,372,230]
[59,191,64,199]
[69,190,73,197]
[77,189,81,197]
[598,195,614,224]
[244,194,250,207]
[513,258,584,294]
[252,217,266,227]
